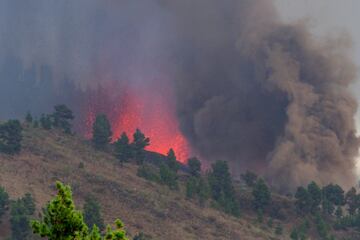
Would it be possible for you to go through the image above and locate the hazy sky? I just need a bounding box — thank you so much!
[275,0,360,175]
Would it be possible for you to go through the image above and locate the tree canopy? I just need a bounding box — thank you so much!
[0,119,23,154]
[31,181,128,240]
[92,114,113,150]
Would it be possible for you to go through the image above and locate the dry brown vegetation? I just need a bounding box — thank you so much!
[0,126,349,240]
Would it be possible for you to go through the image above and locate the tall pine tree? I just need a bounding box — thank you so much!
[92,114,112,150]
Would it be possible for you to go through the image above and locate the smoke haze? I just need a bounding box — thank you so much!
[0,0,358,191]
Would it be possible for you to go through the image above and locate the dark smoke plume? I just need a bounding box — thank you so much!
[0,0,358,191]
[169,0,359,191]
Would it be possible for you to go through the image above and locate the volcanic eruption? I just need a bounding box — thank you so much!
[84,81,191,162]
[0,0,359,191]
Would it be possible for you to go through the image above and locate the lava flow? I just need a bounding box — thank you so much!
[85,82,191,163]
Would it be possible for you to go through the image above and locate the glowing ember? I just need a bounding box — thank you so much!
[85,82,191,163]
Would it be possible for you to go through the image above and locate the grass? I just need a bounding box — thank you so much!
[0,126,355,239]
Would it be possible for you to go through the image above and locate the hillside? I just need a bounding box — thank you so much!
[0,126,359,240]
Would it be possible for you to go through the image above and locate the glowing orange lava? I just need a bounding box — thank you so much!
[85,82,191,163]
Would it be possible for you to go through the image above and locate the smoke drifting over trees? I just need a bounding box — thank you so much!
[0,0,358,191]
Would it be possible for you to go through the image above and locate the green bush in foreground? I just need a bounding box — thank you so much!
[31,181,128,240]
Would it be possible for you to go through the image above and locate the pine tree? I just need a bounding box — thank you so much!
[53,104,74,134]
[131,129,149,165]
[187,157,201,177]
[252,178,271,212]
[25,111,33,124]
[92,114,112,150]
[31,181,129,240]
[0,119,23,155]
[295,187,312,215]
[241,171,258,187]
[166,148,179,172]
[307,181,322,214]
[114,132,132,166]
[40,114,53,130]
[208,161,239,216]
[345,187,358,215]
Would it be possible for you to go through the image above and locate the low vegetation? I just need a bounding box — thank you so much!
[1,106,360,239]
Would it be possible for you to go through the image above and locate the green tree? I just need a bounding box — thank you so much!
[295,187,312,215]
[345,187,358,215]
[187,157,201,177]
[25,111,33,124]
[290,228,299,240]
[241,171,258,187]
[31,181,128,240]
[40,114,53,130]
[208,161,239,216]
[0,186,9,221]
[137,164,160,182]
[159,164,178,190]
[166,148,179,173]
[53,104,74,134]
[197,177,210,206]
[186,176,210,205]
[315,214,331,240]
[114,132,132,166]
[186,177,198,199]
[322,184,345,216]
[33,119,39,128]
[131,129,150,165]
[0,119,23,155]
[84,196,105,231]
[307,181,322,214]
[322,184,345,206]
[92,114,112,150]
[252,178,271,212]
[10,193,36,240]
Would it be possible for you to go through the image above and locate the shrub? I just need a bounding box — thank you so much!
[0,186,9,221]
[84,195,105,231]
[275,224,283,235]
[0,119,23,155]
[10,193,36,240]
[137,164,160,182]
[159,164,178,190]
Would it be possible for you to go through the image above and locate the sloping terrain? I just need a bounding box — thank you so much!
[0,127,291,239]
[1,127,357,239]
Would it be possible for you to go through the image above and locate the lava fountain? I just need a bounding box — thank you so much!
[84,80,191,163]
